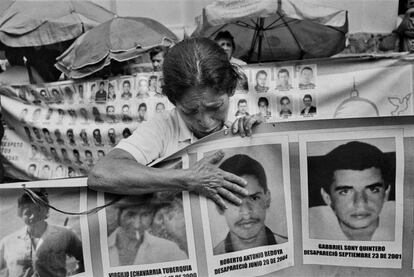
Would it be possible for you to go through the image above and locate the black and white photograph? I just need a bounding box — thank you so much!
[198,136,294,276]
[98,155,198,277]
[252,69,270,94]
[300,93,317,117]
[300,129,404,268]
[0,186,92,277]
[296,64,317,90]
[275,67,294,92]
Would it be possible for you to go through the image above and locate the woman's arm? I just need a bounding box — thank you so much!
[88,149,248,209]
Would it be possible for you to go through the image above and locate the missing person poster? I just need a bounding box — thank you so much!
[300,129,404,268]
[97,156,198,277]
[0,183,92,277]
[196,135,294,276]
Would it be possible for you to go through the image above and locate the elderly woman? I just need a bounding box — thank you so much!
[88,38,261,209]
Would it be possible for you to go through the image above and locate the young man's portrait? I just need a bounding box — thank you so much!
[307,139,396,241]
[205,145,288,256]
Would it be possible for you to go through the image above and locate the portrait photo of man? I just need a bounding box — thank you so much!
[298,66,316,90]
[231,98,248,118]
[108,128,117,146]
[307,140,396,241]
[254,70,269,93]
[137,103,147,123]
[136,77,150,99]
[106,105,117,123]
[121,104,132,123]
[104,194,187,267]
[201,143,289,260]
[93,128,104,147]
[278,96,292,118]
[121,80,132,100]
[257,97,271,122]
[275,68,293,91]
[300,94,317,116]
[211,154,288,255]
[95,81,107,103]
[0,189,86,277]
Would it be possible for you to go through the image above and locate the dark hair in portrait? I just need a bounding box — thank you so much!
[219,154,268,192]
[162,38,240,104]
[307,141,395,207]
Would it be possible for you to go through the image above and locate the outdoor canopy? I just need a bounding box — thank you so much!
[0,0,115,48]
[55,16,178,79]
[192,0,348,62]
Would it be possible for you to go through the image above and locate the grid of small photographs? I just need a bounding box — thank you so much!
[230,65,318,122]
[13,72,173,179]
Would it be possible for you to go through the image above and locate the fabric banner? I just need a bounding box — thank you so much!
[0,54,413,180]
[0,116,413,276]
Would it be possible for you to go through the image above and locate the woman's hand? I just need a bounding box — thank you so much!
[185,150,248,209]
[228,114,263,137]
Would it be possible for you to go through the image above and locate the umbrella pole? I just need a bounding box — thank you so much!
[257,18,264,63]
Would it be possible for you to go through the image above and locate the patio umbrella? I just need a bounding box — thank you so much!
[192,0,348,62]
[0,0,115,48]
[55,17,178,79]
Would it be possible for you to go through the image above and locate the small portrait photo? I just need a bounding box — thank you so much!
[61,148,72,164]
[278,96,293,118]
[79,108,89,125]
[67,109,77,125]
[73,149,84,166]
[19,108,28,123]
[107,81,117,101]
[52,165,67,179]
[79,129,90,147]
[136,76,150,99]
[30,144,39,160]
[92,107,104,124]
[27,163,38,177]
[155,102,166,114]
[121,104,132,123]
[120,79,133,100]
[50,147,60,163]
[92,128,104,147]
[88,82,97,103]
[47,86,63,104]
[32,108,42,122]
[106,105,117,123]
[32,127,43,142]
[296,65,317,90]
[235,98,249,118]
[101,192,189,267]
[0,187,91,276]
[306,136,398,241]
[66,128,76,146]
[54,129,65,145]
[40,146,52,161]
[203,145,289,256]
[300,94,317,116]
[56,108,65,125]
[95,80,108,103]
[275,67,293,91]
[107,128,117,146]
[97,150,106,159]
[42,128,54,144]
[61,85,76,105]
[148,75,158,95]
[253,69,270,93]
[84,150,94,168]
[257,96,272,122]
[37,88,50,104]
[44,108,54,122]
[76,83,84,104]
[137,103,147,123]
[24,126,34,142]
[156,76,164,96]
[38,164,52,179]
[122,128,132,138]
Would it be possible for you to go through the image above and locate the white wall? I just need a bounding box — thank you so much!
[91,0,399,38]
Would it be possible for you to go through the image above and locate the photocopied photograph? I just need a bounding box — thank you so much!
[98,155,199,277]
[0,186,92,277]
[197,135,294,277]
[300,129,404,268]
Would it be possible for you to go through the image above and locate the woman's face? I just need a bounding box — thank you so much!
[175,87,229,139]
